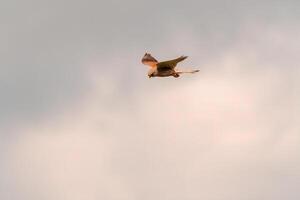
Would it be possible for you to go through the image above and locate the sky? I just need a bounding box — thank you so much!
[1,0,300,199]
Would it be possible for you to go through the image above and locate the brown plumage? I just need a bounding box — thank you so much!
[141,53,199,78]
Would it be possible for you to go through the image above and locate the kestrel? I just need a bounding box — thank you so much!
[141,53,199,78]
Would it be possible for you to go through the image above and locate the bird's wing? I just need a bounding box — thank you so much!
[157,56,188,70]
[141,53,158,68]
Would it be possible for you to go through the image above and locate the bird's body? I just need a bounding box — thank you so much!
[141,53,199,78]
[147,66,179,78]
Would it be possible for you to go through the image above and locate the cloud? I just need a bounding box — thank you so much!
[1,22,299,200]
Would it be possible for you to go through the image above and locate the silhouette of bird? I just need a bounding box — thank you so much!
[141,53,199,78]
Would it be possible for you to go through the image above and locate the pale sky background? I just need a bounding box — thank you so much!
[1,0,300,200]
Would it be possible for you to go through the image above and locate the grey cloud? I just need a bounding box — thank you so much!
[2,28,299,199]
[0,0,300,199]
[1,0,299,129]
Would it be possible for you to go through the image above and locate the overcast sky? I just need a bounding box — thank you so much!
[1,0,300,200]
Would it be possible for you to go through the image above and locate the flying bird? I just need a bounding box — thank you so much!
[141,53,199,78]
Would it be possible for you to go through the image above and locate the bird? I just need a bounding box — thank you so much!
[141,53,199,78]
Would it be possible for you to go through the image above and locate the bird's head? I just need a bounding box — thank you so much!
[148,72,154,78]
[147,68,156,78]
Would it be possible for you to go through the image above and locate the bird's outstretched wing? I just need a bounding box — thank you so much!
[141,53,158,68]
[157,56,188,70]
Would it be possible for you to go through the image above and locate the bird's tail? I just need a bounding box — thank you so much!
[176,69,200,74]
